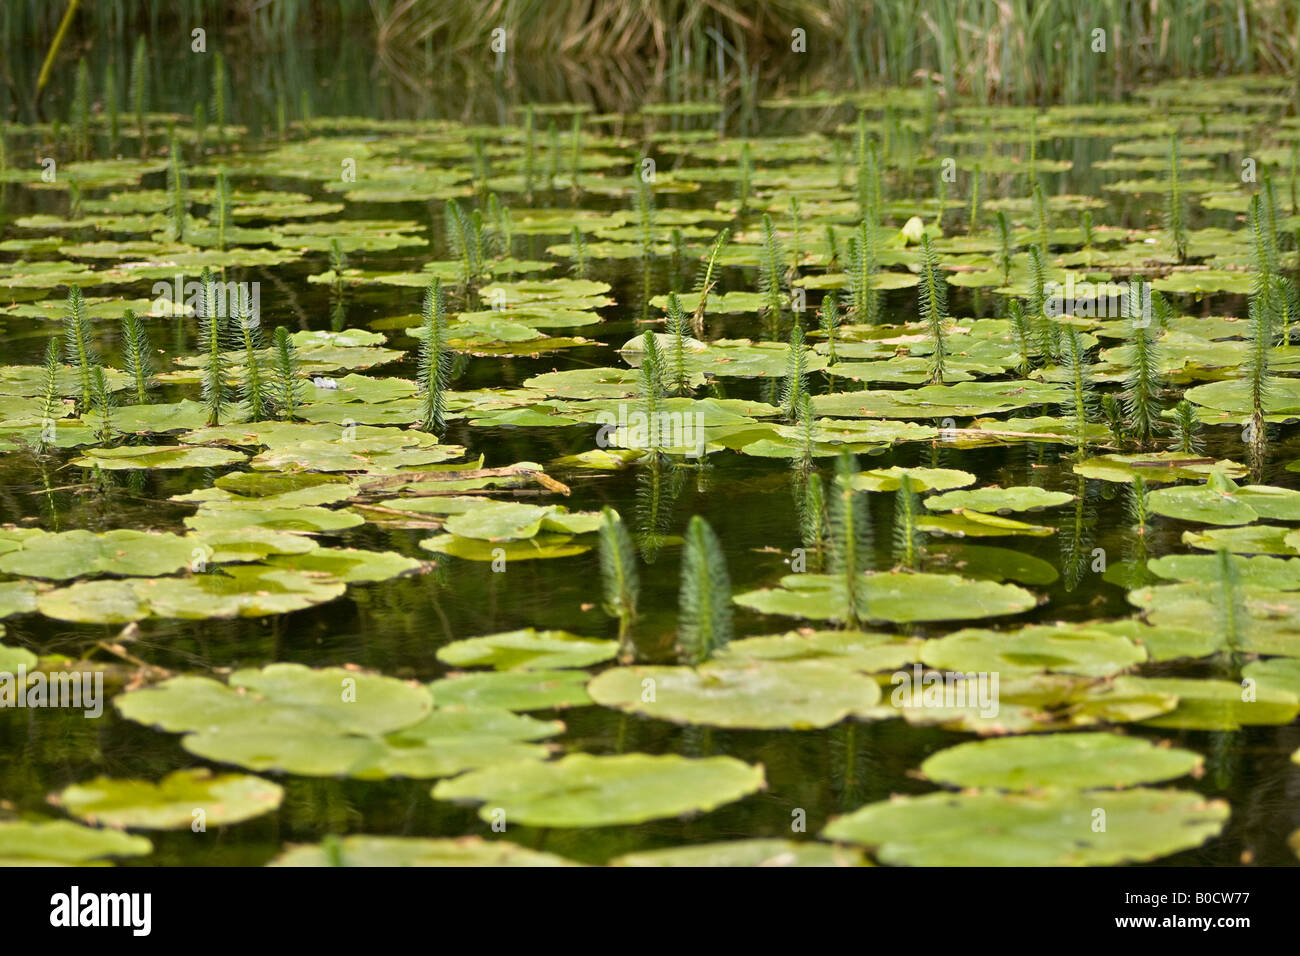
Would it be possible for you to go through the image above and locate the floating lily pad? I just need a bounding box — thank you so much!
[923,624,1146,678]
[428,670,592,711]
[611,839,864,867]
[55,769,284,830]
[0,820,152,866]
[587,661,882,729]
[920,733,1202,790]
[0,530,195,580]
[823,789,1228,866]
[432,753,765,827]
[269,835,578,867]
[437,629,617,670]
[733,572,1037,624]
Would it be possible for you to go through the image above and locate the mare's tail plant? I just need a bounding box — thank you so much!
[664,292,691,395]
[235,299,270,421]
[63,286,97,412]
[1008,298,1034,374]
[88,366,115,443]
[639,329,666,451]
[780,323,808,419]
[165,136,187,243]
[1128,474,1150,536]
[1061,324,1094,452]
[819,290,841,366]
[676,515,733,665]
[1171,399,1203,454]
[120,309,154,405]
[36,339,63,453]
[213,170,231,251]
[599,507,640,656]
[270,326,304,422]
[892,473,922,569]
[569,226,588,278]
[828,452,872,627]
[917,233,948,384]
[691,227,729,339]
[759,213,786,322]
[129,36,148,156]
[198,268,229,426]
[1166,132,1188,263]
[416,278,450,434]
[995,210,1015,285]
[848,219,878,324]
[1123,283,1163,446]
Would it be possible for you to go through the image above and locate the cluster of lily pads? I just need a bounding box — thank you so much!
[3,72,1300,866]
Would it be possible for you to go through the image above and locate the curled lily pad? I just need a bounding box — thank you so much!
[432,753,765,827]
[823,789,1228,866]
[920,733,1202,790]
[269,835,578,867]
[437,629,618,670]
[55,769,284,830]
[587,661,882,729]
[611,839,864,867]
[0,820,152,866]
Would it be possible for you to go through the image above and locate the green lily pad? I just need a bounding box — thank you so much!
[710,630,920,672]
[587,661,882,729]
[733,572,1037,624]
[611,839,864,867]
[432,753,764,827]
[925,486,1075,513]
[116,664,432,736]
[437,629,617,670]
[70,445,247,470]
[921,733,1202,790]
[923,624,1146,678]
[823,788,1228,866]
[1124,677,1300,730]
[428,670,592,711]
[269,835,578,867]
[0,820,152,866]
[0,529,195,580]
[56,769,284,830]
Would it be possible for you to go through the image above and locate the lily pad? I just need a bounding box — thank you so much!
[823,788,1228,866]
[437,629,617,670]
[55,769,284,830]
[587,661,882,729]
[920,733,1202,790]
[432,753,765,827]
